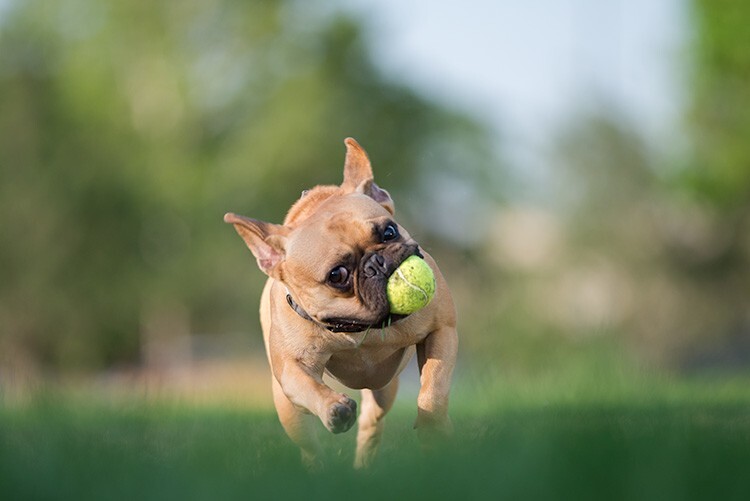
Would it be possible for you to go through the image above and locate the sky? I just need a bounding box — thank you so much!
[341,0,689,183]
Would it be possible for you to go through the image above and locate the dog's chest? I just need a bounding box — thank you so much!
[324,343,414,390]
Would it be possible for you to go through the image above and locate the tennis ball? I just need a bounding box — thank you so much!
[387,255,436,315]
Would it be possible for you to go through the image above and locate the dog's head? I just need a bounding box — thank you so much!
[225,138,421,332]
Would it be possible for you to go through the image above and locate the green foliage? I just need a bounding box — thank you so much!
[686,0,750,207]
[0,0,497,370]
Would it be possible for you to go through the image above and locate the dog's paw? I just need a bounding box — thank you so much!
[325,395,357,434]
[414,409,453,446]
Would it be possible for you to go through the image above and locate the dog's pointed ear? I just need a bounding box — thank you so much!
[224,213,288,279]
[341,138,373,190]
[341,137,395,215]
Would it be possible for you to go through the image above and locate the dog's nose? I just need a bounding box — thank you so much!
[363,253,388,277]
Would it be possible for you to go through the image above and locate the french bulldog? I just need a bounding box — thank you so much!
[224,138,458,469]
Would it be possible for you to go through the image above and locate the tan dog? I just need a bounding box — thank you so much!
[224,138,457,468]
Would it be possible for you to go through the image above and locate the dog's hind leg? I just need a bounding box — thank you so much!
[271,375,322,470]
[354,377,399,469]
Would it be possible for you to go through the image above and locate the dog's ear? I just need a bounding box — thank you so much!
[341,137,373,189]
[341,137,395,215]
[224,213,288,279]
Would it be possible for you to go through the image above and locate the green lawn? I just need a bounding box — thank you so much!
[2,378,750,500]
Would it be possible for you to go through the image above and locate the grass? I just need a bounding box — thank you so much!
[2,375,750,500]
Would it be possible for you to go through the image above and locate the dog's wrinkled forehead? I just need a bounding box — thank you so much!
[301,195,391,239]
[285,195,393,274]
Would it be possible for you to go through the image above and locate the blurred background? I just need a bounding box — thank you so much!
[1,0,749,404]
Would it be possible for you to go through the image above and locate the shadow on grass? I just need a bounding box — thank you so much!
[2,391,750,500]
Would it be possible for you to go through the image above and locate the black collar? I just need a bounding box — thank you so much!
[285,292,315,323]
[285,290,385,333]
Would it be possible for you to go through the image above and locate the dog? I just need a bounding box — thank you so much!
[224,138,457,468]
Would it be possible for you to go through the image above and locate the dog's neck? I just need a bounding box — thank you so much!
[283,287,361,333]
[284,289,316,324]
[284,287,388,334]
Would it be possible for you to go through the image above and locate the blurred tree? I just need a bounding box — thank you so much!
[665,0,750,369]
[554,110,655,252]
[536,0,750,369]
[673,0,750,277]
[0,0,499,371]
[686,0,750,209]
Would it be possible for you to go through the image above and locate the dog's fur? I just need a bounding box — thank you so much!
[225,138,457,468]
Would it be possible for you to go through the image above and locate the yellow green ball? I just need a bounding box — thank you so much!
[386,255,436,315]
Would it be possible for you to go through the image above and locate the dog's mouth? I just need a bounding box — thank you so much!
[322,313,408,333]
[307,246,423,334]
[323,247,423,333]
[323,245,424,333]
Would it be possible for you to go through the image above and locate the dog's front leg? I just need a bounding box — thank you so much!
[273,355,358,434]
[415,325,458,440]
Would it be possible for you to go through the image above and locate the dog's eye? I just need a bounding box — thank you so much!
[328,266,350,287]
[383,223,399,242]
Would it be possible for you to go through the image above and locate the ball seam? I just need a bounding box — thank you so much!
[394,267,429,303]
